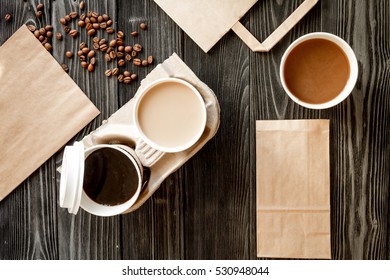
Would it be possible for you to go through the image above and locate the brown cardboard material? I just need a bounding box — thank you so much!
[256,120,331,259]
[0,25,100,201]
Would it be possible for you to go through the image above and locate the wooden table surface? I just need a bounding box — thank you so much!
[0,0,389,260]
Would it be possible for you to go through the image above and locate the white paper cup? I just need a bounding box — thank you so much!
[280,32,358,109]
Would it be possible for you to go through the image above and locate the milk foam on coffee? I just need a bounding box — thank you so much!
[137,81,205,149]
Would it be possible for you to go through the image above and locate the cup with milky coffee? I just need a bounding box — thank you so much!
[280,32,358,109]
[133,78,207,164]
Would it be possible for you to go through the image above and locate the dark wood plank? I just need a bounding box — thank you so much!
[118,0,185,260]
[0,0,59,260]
[51,0,121,259]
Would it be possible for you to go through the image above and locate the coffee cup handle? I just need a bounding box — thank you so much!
[134,138,164,167]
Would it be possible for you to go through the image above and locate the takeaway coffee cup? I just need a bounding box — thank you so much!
[60,142,143,217]
[133,78,207,154]
[280,32,358,109]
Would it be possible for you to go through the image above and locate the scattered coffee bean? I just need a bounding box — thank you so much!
[34,30,40,38]
[69,11,78,19]
[82,47,90,54]
[80,13,86,21]
[44,43,52,51]
[45,25,53,31]
[118,59,125,67]
[5,14,11,22]
[87,64,95,72]
[39,28,46,35]
[117,31,125,38]
[90,17,97,23]
[39,35,45,42]
[99,44,108,52]
[86,22,93,30]
[27,25,36,32]
[131,50,137,57]
[61,64,69,72]
[69,29,78,37]
[56,33,63,40]
[98,16,103,23]
[131,73,138,80]
[66,51,74,58]
[102,14,110,21]
[65,15,71,22]
[118,45,125,52]
[93,42,100,50]
[117,52,124,58]
[106,27,114,34]
[112,68,119,76]
[147,55,153,65]
[133,44,142,52]
[79,42,86,49]
[88,50,95,58]
[93,23,100,30]
[64,26,71,33]
[105,69,112,77]
[125,45,132,53]
[106,47,113,54]
[142,60,148,66]
[60,18,67,25]
[133,58,141,66]
[117,38,124,46]
[118,74,124,82]
[37,3,44,11]
[77,50,83,56]
[104,53,111,62]
[125,54,132,61]
[100,22,107,29]
[109,39,117,47]
[109,51,117,59]
[99,38,107,45]
[124,76,132,84]
[87,11,93,17]
[46,31,53,38]
[123,71,131,77]
[106,19,113,26]
[131,31,138,37]
[140,22,147,30]
[81,61,88,68]
[80,1,85,10]
[90,57,96,65]
[41,38,48,45]
[78,20,85,27]
[36,11,43,19]
[88,29,96,36]
[79,55,86,61]
[91,12,98,18]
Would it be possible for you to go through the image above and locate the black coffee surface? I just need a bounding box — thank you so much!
[83,147,139,206]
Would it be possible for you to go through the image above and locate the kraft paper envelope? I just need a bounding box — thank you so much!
[256,120,331,259]
[0,25,100,201]
[154,0,319,52]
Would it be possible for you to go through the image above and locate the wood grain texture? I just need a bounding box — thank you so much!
[0,0,389,260]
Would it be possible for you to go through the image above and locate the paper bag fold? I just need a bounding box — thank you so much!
[256,120,331,259]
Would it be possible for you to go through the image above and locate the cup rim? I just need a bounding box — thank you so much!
[133,77,207,153]
[80,144,143,217]
[280,32,358,109]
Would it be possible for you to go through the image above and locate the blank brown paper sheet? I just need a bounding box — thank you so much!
[0,25,100,201]
[256,120,331,259]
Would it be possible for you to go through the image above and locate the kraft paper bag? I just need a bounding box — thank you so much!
[0,25,100,201]
[256,120,331,259]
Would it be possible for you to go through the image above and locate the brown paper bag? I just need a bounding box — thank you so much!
[0,25,100,201]
[256,120,331,259]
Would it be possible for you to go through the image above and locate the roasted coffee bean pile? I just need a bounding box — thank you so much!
[24,2,154,85]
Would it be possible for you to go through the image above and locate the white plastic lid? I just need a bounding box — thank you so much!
[59,141,85,215]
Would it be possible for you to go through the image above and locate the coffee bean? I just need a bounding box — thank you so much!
[69,29,78,37]
[36,11,43,19]
[64,26,71,33]
[82,47,90,54]
[118,59,125,67]
[109,40,117,47]
[87,64,95,72]
[92,12,99,18]
[45,25,53,31]
[131,50,137,57]
[39,28,46,35]
[93,43,100,50]
[118,45,125,52]
[105,69,112,77]
[41,38,48,45]
[125,54,132,61]
[106,19,113,26]
[27,25,36,32]
[97,16,103,23]
[133,58,141,66]
[99,44,108,52]
[79,55,86,61]
[69,11,78,19]
[77,50,83,57]
[39,35,45,42]
[90,57,96,65]
[104,53,111,62]
[93,23,100,30]
[106,47,113,54]
[131,73,138,80]
[44,43,52,51]
[88,29,96,36]
[86,22,93,30]
[37,3,44,11]
[112,68,119,76]
[66,51,74,58]
[140,23,147,30]
[46,31,53,38]
[142,60,148,66]
[133,44,142,52]
[123,71,131,77]
[88,50,95,58]
[109,51,117,59]
[102,14,110,21]
[65,15,71,22]
[60,18,67,25]
[125,46,132,53]
[106,27,114,34]
[131,31,138,37]
[117,39,124,46]
[80,13,86,21]
[118,74,124,82]
[79,42,86,49]
[147,55,153,65]
[87,11,93,17]
[61,64,69,72]
[78,20,85,27]
[90,17,97,23]
[5,14,12,22]
[117,31,125,38]
[34,30,40,38]
[100,22,107,29]
[79,1,85,10]
[81,61,88,68]
[124,77,132,84]
[117,52,124,58]
[99,38,107,45]
[56,33,63,40]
